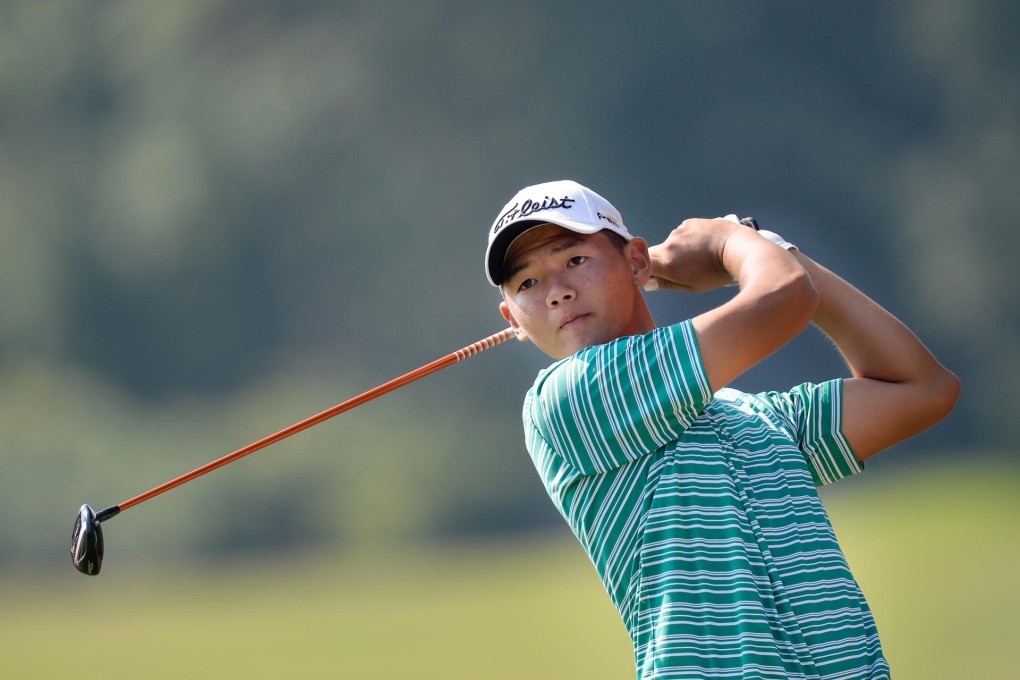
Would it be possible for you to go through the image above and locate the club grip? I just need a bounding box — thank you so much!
[454,328,515,361]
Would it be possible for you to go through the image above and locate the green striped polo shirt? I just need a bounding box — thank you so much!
[523,320,889,679]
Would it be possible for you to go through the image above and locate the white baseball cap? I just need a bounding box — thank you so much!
[485,179,634,286]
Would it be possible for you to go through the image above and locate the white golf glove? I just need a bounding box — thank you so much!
[718,214,797,252]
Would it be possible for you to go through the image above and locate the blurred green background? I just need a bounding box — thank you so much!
[1,1,1017,677]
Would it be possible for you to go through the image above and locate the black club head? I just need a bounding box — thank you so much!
[71,504,104,576]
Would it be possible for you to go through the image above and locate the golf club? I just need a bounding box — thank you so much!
[71,327,516,575]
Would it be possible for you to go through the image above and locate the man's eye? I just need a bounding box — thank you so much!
[518,278,537,291]
[568,255,587,266]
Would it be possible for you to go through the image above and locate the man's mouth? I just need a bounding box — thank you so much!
[560,313,590,330]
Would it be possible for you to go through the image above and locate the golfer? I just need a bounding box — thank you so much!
[485,180,960,679]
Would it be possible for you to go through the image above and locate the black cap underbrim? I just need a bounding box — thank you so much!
[486,220,546,286]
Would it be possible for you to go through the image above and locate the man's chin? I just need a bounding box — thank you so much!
[533,325,616,360]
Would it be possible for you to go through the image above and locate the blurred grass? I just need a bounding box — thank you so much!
[3,456,1017,679]
[3,536,634,680]
[822,454,1020,680]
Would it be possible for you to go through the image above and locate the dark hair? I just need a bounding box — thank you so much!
[600,230,629,252]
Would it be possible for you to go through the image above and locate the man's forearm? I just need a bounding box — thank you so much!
[794,252,942,383]
[793,251,960,459]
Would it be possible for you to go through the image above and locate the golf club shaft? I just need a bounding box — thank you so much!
[99,327,515,521]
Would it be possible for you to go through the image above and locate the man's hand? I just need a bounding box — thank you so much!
[644,218,798,293]
[644,218,744,293]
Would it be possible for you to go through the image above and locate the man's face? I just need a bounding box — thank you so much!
[498,224,654,359]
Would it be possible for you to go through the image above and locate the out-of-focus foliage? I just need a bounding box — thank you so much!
[0,0,1016,567]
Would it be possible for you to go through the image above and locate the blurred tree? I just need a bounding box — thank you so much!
[0,0,1015,567]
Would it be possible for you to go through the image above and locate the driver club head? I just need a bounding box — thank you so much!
[71,504,104,575]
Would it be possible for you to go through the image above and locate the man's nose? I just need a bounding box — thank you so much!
[546,276,575,307]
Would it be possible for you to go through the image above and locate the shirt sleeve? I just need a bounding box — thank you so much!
[525,320,713,475]
[756,379,864,486]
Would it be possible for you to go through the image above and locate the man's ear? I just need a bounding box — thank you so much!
[624,238,653,286]
[499,301,530,343]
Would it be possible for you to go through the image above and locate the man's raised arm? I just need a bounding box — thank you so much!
[793,251,961,460]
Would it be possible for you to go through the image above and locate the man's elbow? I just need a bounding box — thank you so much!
[926,367,962,425]
[781,268,820,333]
[908,366,961,433]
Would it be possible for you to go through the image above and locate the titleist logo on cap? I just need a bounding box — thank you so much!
[492,195,577,233]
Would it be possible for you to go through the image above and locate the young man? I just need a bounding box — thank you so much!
[485,180,960,679]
